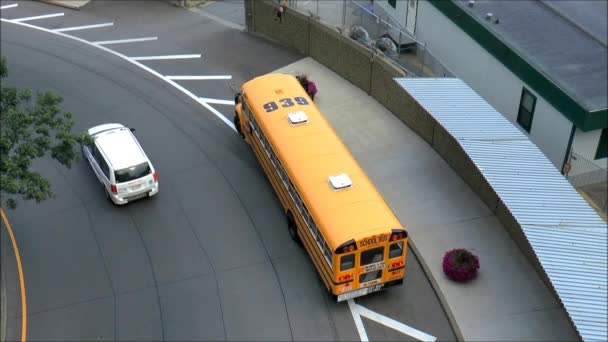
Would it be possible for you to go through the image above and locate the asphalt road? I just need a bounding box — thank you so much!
[0,1,455,341]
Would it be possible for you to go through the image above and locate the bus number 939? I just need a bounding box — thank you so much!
[263,97,309,112]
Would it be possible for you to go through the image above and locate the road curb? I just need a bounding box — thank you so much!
[407,237,464,342]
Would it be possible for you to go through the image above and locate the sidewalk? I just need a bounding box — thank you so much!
[274,58,578,341]
[37,0,91,10]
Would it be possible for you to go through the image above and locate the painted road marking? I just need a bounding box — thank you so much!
[92,36,158,45]
[348,299,369,342]
[2,15,437,342]
[12,13,63,22]
[199,97,234,106]
[357,304,436,341]
[1,208,27,342]
[0,3,18,10]
[54,22,114,32]
[0,18,235,130]
[130,54,201,61]
[166,75,232,80]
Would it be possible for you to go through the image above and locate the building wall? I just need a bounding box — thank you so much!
[375,0,579,169]
[374,0,408,29]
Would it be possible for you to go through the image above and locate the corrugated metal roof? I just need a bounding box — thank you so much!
[395,78,607,342]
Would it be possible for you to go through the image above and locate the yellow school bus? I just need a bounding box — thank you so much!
[234,73,408,301]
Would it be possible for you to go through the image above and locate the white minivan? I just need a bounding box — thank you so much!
[82,123,158,205]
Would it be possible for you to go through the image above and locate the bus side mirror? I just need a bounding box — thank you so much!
[130,128,136,132]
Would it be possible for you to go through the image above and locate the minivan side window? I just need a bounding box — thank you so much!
[91,144,101,164]
[99,157,111,180]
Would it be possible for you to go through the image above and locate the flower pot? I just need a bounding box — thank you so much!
[443,248,480,283]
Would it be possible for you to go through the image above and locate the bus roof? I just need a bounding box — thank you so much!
[242,73,403,249]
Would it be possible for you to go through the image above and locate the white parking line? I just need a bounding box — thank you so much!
[166,75,231,80]
[4,15,440,342]
[0,18,235,131]
[0,3,18,10]
[356,304,437,342]
[130,54,201,61]
[199,98,234,106]
[54,22,114,32]
[348,299,369,342]
[92,37,158,45]
[12,13,64,22]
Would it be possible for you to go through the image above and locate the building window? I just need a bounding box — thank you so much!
[595,128,608,160]
[516,88,536,133]
[388,0,397,9]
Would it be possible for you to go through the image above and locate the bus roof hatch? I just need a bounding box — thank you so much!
[328,173,352,191]
[288,111,308,125]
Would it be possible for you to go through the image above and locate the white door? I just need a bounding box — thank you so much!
[406,0,418,35]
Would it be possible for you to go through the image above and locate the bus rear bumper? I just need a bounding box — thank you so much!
[335,278,403,302]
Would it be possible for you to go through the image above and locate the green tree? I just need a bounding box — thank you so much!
[1,56,91,209]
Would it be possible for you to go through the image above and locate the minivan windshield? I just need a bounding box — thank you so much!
[115,162,151,183]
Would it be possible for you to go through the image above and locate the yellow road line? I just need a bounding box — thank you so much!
[1,208,27,342]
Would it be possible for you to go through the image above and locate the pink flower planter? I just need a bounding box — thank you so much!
[443,248,480,283]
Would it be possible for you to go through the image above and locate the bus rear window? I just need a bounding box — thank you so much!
[389,242,404,259]
[115,162,151,183]
[340,254,355,271]
[360,247,384,266]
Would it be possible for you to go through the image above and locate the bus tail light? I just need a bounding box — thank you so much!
[339,274,352,282]
[390,229,408,241]
[391,261,404,268]
[336,239,358,254]
[110,184,117,194]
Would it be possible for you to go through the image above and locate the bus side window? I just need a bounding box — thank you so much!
[340,254,355,271]
[302,205,310,226]
[309,220,317,239]
[316,227,324,248]
[324,241,332,266]
[280,167,287,184]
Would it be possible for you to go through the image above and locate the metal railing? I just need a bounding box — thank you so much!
[287,0,452,77]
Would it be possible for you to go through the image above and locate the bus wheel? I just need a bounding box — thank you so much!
[233,114,244,139]
[286,211,301,244]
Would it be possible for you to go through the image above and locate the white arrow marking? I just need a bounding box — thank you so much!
[348,299,370,342]
[356,304,437,341]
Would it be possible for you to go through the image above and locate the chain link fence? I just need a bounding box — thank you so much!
[287,0,451,77]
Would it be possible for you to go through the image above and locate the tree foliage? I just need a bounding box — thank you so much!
[0,56,91,209]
